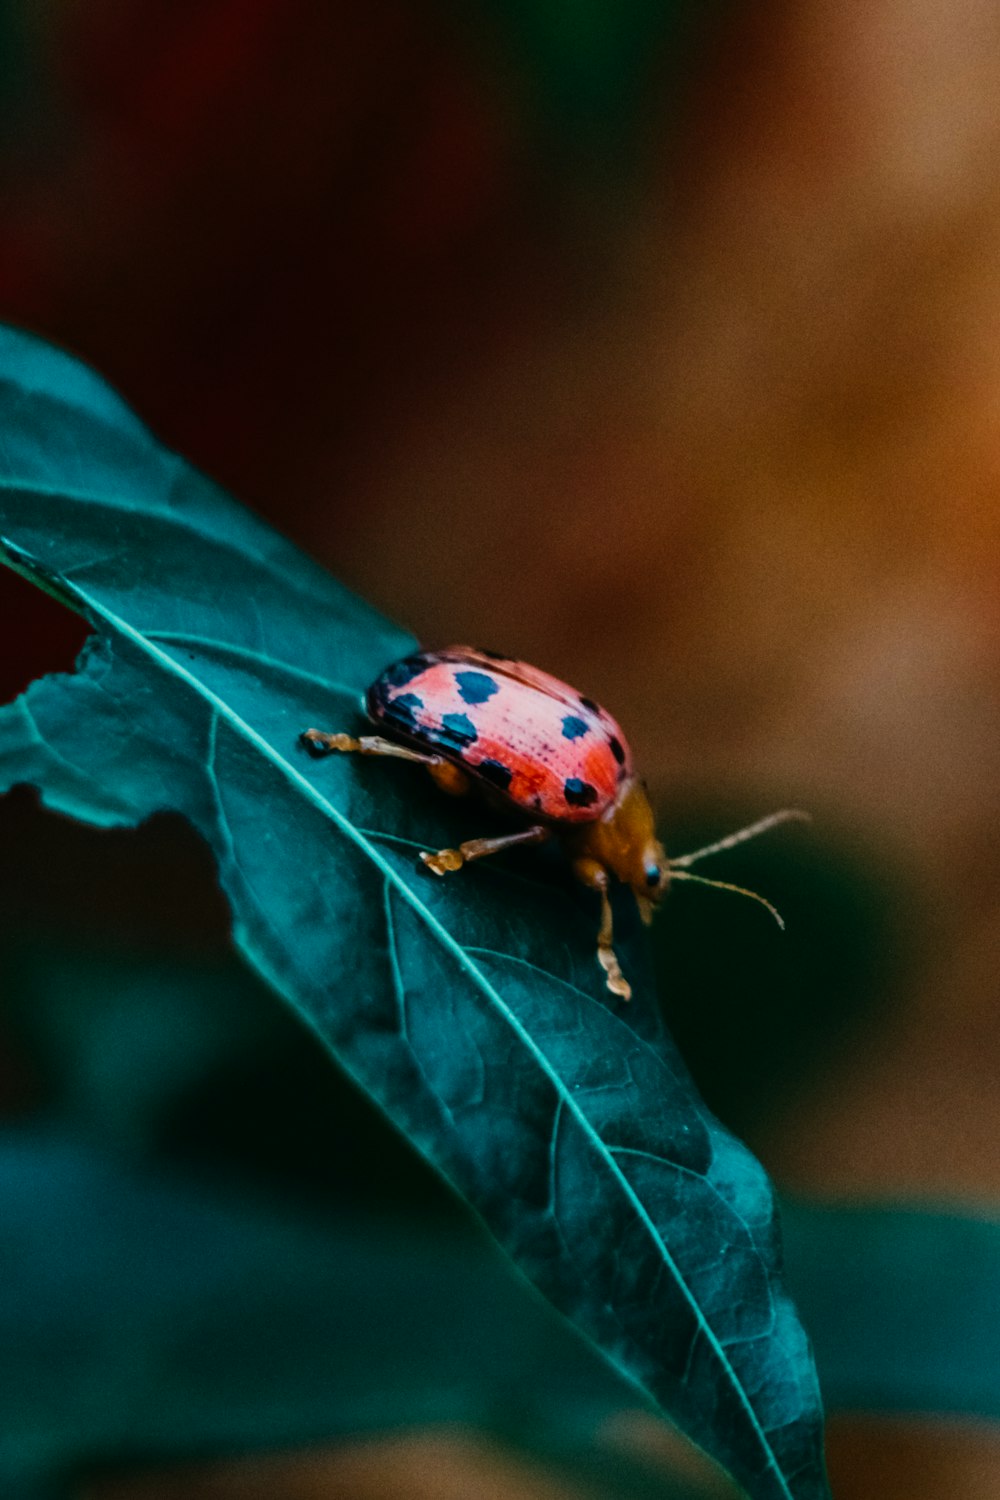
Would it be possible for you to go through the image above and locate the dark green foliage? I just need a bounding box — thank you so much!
[7,944,1000,1500]
[651,816,905,1137]
[0,326,829,1499]
[783,1200,1000,1422]
[0,1134,713,1500]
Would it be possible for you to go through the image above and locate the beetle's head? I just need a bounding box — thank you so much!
[580,778,669,916]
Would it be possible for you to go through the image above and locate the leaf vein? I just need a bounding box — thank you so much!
[382,875,410,1046]
[145,630,360,703]
[40,571,793,1497]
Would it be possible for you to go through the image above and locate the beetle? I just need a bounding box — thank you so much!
[301,647,806,1001]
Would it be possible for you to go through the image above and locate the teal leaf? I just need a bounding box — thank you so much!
[783,1199,1000,1422]
[0,1133,722,1500]
[0,325,830,1500]
[1,941,284,1158]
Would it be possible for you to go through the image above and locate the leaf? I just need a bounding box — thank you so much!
[0,1132,727,1500]
[0,325,830,1500]
[1,940,283,1157]
[783,1199,1000,1422]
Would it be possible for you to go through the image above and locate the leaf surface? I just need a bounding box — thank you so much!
[783,1199,1000,1421]
[0,1131,733,1500]
[0,326,829,1500]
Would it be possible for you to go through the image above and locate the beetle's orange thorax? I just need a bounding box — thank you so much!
[565,778,668,903]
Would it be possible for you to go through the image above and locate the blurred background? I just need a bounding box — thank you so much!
[2,1,1000,1496]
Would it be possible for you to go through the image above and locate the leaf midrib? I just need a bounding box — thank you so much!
[5,551,791,1497]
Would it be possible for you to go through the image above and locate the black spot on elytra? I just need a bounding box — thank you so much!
[382,655,425,688]
[387,692,423,729]
[609,735,625,765]
[439,712,478,747]
[455,670,499,705]
[579,696,600,714]
[561,714,589,740]
[564,777,598,808]
[477,759,513,792]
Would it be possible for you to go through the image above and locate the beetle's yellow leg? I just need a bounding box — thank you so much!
[421,824,550,877]
[301,729,439,763]
[427,760,472,797]
[571,856,631,1001]
[302,731,473,797]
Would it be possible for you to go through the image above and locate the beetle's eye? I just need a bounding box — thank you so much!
[645,863,662,888]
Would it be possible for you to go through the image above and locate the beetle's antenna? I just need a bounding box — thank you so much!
[670,870,786,929]
[670,808,810,869]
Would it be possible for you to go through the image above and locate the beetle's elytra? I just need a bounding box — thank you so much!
[302,646,807,1001]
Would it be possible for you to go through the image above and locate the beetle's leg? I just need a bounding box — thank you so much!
[301,729,442,764]
[571,856,631,1001]
[301,730,472,795]
[426,760,472,797]
[421,824,550,877]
